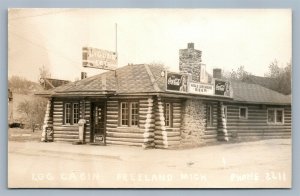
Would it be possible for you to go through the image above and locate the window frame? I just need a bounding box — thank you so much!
[64,101,80,125]
[119,101,139,127]
[239,107,248,119]
[267,108,284,124]
[206,105,213,127]
[164,102,173,127]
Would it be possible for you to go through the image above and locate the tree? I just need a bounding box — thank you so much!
[226,65,252,82]
[9,75,42,94]
[17,97,48,132]
[39,65,51,80]
[264,60,291,95]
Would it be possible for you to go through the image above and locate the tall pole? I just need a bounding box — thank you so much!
[115,23,118,77]
[115,23,118,57]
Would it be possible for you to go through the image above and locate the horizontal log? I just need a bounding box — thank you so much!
[139,110,154,115]
[106,111,118,115]
[139,124,155,129]
[173,123,181,128]
[139,103,154,108]
[53,104,63,108]
[106,115,119,120]
[173,109,181,113]
[54,138,76,142]
[233,129,291,133]
[106,127,145,134]
[106,123,118,128]
[106,119,118,124]
[236,132,291,137]
[106,132,153,139]
[106,107,119,112]
[227,126,291,130]
[154,140,180,146]
[53,134,79,139]
[106,137,154,143]
[139,119,155,124]
[53,111,63,115]
[53,115,63,119]
[53,130,79,134]
[106,140,143,147]
[172,119,181,124]
[54,126,78,131]
[53,122,63,126]
[173,114,181,119]
[172,102,182,107]
[154,135,181,141]
[154,131,180,137]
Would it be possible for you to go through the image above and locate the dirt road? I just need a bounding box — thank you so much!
[8,139,291,188]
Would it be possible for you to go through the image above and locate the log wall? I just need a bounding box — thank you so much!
[52,100,77,142]
[105,97,155,147]
[203,101,219,144]
[154,98,182,148]
[224,103,291,141]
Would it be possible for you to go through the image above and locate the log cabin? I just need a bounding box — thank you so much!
[38,43,291,149]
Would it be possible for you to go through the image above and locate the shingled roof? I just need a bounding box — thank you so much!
[47,64,165,96]
[231,82,291,105]
[41,64,290,105]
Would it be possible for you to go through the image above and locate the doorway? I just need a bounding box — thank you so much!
[91,102,106,144]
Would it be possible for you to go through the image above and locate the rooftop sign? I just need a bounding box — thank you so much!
[165,71,233,98]
[82,47,117,70]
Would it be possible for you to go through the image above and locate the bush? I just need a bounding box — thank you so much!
[17,97,48,132]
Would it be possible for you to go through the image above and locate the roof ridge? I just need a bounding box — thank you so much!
[144,64,161,92]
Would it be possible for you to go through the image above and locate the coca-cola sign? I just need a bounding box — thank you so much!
[214,79,231,97]
[166,72,188,92]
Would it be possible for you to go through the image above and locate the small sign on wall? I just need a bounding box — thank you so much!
[214,79,232,97]
[189,82,214,95]
[94,134,104,143]
[166,72,188,93]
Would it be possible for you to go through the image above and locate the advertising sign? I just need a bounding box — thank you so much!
[82,47,118,70]
[189,82,214,95]
[214,79,232,97]
[166,72,188,93]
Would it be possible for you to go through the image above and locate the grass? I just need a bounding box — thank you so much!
[8,128,42,142]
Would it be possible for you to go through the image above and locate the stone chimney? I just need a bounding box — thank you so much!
[213,68,222,79]
[179,43,202,82]
[187,42,194,49]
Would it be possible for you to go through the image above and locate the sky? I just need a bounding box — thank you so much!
[8,8,291,82]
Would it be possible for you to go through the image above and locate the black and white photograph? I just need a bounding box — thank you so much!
[7,8,292,188]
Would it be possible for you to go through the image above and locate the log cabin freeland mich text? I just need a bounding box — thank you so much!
[37,43,291,149]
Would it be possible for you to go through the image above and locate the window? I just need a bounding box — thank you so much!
[206,105,213,127]
[120,101,139,126]
[64,102,80,125]
[131,102,139,126]
[65,103,71,124]
[165,103,171,127]
[239,107,248,119]
[73,103,79,124]
[222,106,227,119]
[268,109,284,124]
